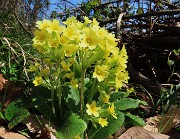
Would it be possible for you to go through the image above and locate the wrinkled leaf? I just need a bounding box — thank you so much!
[91,111,125,139]
[115,98,140,110]
[8,109,30,129]
[59,113,87,139]
[5,102,18,121]
[125,113,145,126]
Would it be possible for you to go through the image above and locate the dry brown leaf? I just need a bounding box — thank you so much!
[0,127,28,139]
[22,115,57,139]
[118,126,170,139]
[0,74,7,91]
[144,106,180,134]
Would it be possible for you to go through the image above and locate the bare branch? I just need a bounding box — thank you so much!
[116,13,124,40]
[99,9,180,25]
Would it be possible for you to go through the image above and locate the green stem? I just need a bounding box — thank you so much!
[50,79,55,116]
[80,69,85,117]
[89,127,102,139]
[88,79,97,103]
[57,62,63,123]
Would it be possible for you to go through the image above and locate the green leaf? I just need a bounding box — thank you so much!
[5,102,18,121]
[90,111,124,139]
[8,109,30,129]
[115,98,140,110]
[157,2,163,7]
[0,112,5,120]
[55,131,65,139]
[167,60,174,66]
[137,7,143,14]
[67,86,80,105]
[125,113,145,126]
[110,91,126,102]
[59,113,87,139]
[30,86,54,121]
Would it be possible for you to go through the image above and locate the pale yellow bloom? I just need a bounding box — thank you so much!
[63,16,77,25]
[59,34,70,45]
[64,44,78,57]
[36,19,50,30]
[33,76,43,86]
[40,68,50,76]
[49,36,60,47]
[96,28,108,38]
[98,117,108,127]
[65,72,74,78]
[79,28,99,50]
[70,78,79,88]
[93,65,109,82]
[47,19,61,33]
[74,135,81,139]
[34,29,51,42]
[86,101,101,117]
[61,61,72,71]
[108,103,117,119]
[115,70,129,89]
[28,63,39,72]
[84,16,92,25]
[100,92,110,104]
[92,18,99,27]
[63,25,79,40]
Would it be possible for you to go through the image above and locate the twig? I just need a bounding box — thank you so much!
[14,12,33,39]
[116,13,124,40]
[63,0,87,16]
[100,9,180,25]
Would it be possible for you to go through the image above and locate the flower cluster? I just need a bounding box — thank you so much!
[30,16,129,128]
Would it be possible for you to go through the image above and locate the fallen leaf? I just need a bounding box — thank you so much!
[118,126,170,139]
[0,74,7,91]
[144,106,180,134]
[0,127,28,139]
[22,115,57,139]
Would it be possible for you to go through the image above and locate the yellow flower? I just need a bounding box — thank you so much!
[108,103,117,119]
[36,19,50,30]
[63,16,77,25]
[84,16,92,25]
[33,76,43,86]
[86,101,101,117]
[40,68,50,76]
[93,65,109,82]
[74,136,81,139]
[92,18,99,27]
[59,34,70,45]
[127,87,134,94]
[64,44,78,57]
[34,29,51,43]
[100,92,110,104]
[61,61,72,71]
[115,70,129,89]
[96,27,108,38]
[120,45,128,59]
[118,46,128,68]
[106,42,119,56]
[63,25,79,40]
[49,36,60,47]
[28,63,39,72]
[80,28,99,50]
[70,78,78,88]
[65,72,74,78]
[47,19,61,33]
[98,117,108,127]
[69,58,75,64]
